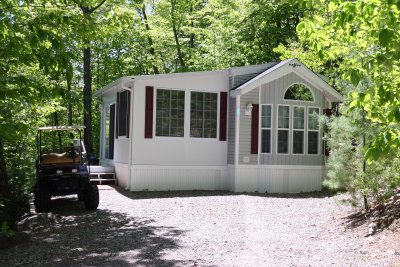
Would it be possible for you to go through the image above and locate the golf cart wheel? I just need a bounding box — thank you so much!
[34,182,51,213]
[84,183,99,210]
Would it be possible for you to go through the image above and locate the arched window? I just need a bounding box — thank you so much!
[284,83,314,101]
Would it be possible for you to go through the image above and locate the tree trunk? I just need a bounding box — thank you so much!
[67,77,73,126]
[189,4,194,49]
[54,112,62,150]
[0,138,9,199]
[170,1,185,69]
[141,4,160,74]
[362,133,369,211]
[83,46,92,156]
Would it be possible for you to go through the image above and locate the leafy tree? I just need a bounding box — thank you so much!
[277,0,400,205]
[293,0,400,161]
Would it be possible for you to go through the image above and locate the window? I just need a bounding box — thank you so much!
[308,107,320,154]
[117,90,130,137]
[156,89,185,137]
[105,104,115,159]
[284,83,314,101]
[261,105,272,153]
[190,92,217,138]
[292,106,305,154]
[277,105,290,154]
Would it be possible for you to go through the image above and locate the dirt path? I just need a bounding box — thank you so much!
[1,186,399,266]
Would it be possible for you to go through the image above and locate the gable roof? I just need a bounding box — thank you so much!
[230,58,342,102]
[94,59,342,102]
[229,62,279,90]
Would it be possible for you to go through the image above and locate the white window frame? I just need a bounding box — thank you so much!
[189,91,219,139]
[307,106,320,155]
[276,104,290,155]
[283,82,315,103]
[154,88,186,139]
[291,105,305,155]
[260,104,273,154]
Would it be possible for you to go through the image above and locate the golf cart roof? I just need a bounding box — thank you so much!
[38,126,85,131]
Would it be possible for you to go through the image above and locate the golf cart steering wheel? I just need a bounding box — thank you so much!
[67,146,78,159]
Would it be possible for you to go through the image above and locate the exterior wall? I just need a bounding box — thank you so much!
[96,63,338,193]
[131,72,229,167]
[227,96,236,164]
[231,165,325,193]
[129,164,324,193]
[259,72,326,166]
[115,162,129,189]
[114,138,130,164]
[99,87,131,188]
[129,165,228,191]
[238,88,259,164]
[99,93,116,167]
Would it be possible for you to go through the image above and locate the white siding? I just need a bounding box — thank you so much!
[238,88,259,164]
[131,73,228,167]
[259,72,326,166]
[227,96,235,164]
[130,165,228,191]
[232,165,324,193]
[115,162,129,189]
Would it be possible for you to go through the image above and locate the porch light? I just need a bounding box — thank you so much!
[245,103,253,116]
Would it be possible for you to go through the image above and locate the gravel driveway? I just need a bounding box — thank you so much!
[1,186,399,266]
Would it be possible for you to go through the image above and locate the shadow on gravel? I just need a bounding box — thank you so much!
[0,197,189,267]
[115,186,337,200]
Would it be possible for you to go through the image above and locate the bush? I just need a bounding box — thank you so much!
[323,107,400,207]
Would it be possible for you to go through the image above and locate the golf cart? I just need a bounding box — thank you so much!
[34,126,99,212]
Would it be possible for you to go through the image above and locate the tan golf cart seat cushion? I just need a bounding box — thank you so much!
[41,153,80,164]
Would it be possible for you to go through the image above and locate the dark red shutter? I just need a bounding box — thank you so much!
[219,92,228,141]
[126,91,131,138]
[109,104,115,159]
[115,92,120,139]
[144,86,154,138]
[251,104,259,154]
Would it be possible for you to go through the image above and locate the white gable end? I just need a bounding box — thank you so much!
[230,59,342,102]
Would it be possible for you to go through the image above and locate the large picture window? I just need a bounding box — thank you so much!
[190,92,217,138]
[261,105,272,153]
[156,89,185,137]
[308,107,320,154]
[277,105,290,154]
[292,106,305,154]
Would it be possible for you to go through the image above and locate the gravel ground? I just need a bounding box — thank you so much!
[1,185,399,266]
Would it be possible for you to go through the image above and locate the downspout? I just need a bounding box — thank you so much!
[234,95,241,166]
[233,95,241,192]
[121,78,134,191]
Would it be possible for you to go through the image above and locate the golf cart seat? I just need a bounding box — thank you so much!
[41,152,80,164]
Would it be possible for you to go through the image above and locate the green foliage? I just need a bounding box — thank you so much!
[1,221,15,239]
[292,0,400,161]
[0,0,304,229]
[324,109,400,204]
